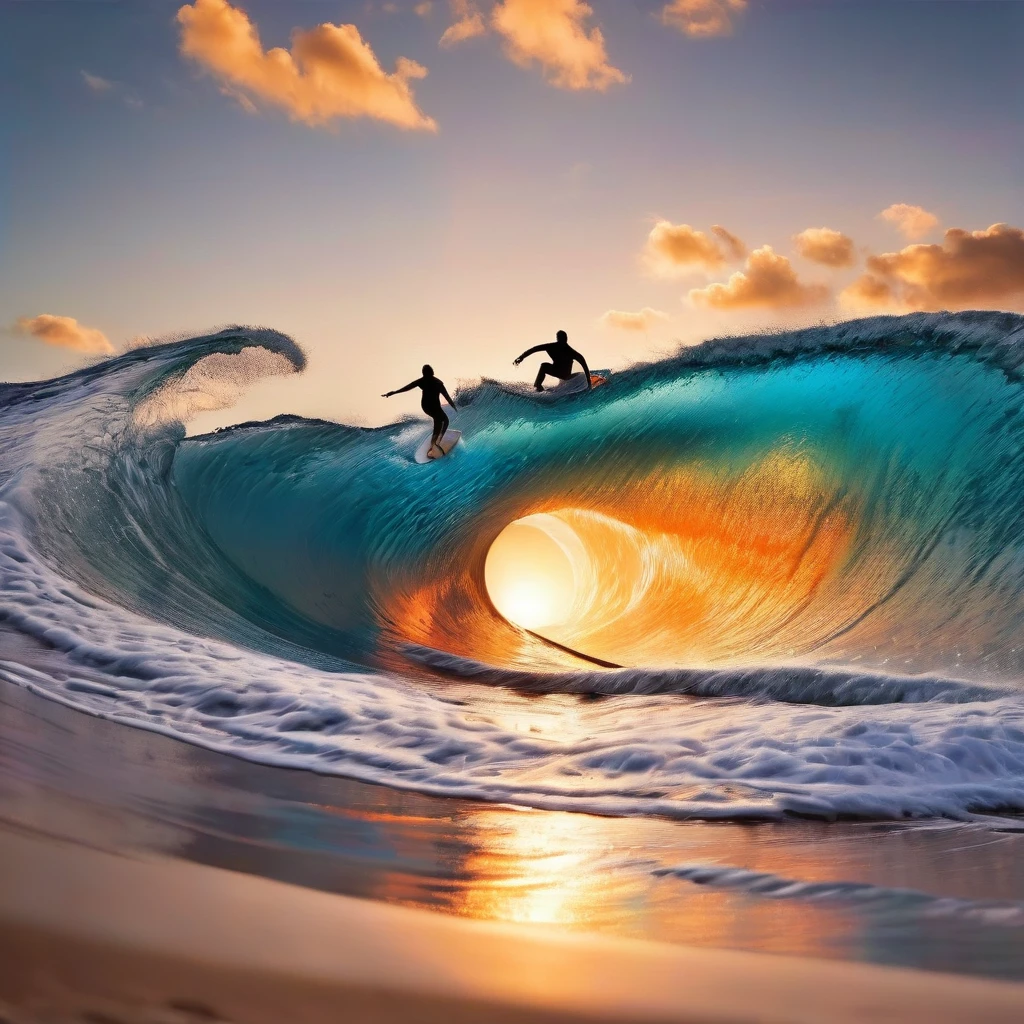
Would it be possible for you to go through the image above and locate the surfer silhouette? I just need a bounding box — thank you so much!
[383,365,457,457]
[514,330,591,391]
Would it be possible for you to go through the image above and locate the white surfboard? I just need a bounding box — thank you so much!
[537,370,610,400]
[414,429,461,464]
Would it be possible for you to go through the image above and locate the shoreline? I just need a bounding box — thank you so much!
[3,826,1024,1024]
[3,675,1024,981]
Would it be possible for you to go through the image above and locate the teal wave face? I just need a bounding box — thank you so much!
[162,313,1024,683]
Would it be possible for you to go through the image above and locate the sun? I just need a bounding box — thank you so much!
[484,514,580,631]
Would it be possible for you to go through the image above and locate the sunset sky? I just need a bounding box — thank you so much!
[3,0,1022,428]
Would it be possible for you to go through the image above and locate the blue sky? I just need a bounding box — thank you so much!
[2,0,1022,427]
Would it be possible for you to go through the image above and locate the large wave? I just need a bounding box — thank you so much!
[4,312,1024,823]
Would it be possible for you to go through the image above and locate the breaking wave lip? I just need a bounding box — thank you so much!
[653,863,1024,925]
[4,312,1024,826]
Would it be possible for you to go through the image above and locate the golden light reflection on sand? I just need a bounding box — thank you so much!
[440,808,855,959]
[452,807,637,929]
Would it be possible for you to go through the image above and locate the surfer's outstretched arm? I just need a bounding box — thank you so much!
[513,344,545,366]
[382,378,422,398]
[440,383,457,410]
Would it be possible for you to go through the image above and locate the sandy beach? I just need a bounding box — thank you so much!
[2,678,1024,1022]
[5,824,1024,1024]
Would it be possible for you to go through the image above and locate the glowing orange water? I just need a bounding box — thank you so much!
[386,446,861,670]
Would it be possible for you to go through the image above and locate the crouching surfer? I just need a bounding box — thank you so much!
[514,330,591,391]
[383,365,457,458]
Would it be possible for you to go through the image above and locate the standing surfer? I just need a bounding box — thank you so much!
[383,365,457,457]
[514,330,592,391]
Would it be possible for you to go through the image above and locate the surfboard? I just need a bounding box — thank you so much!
[537,370,610,400]
[414,429,461,464]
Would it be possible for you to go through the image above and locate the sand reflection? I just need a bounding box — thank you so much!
[434,805,850,961]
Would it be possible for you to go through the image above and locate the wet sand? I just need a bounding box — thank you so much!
[4,825,1024,1024]
[2,677,1024,1020]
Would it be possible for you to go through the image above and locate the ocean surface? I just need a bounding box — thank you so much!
[4,310,1024,833]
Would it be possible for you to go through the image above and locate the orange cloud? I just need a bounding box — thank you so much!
[839,274,897,309]
[710,224,746,262]
[792,227,856,268]
[491,0,628,91]
[15,315,114,355]
[841,223,1024,312]
[440,0,486,46]
[600,307,669,331]
[689,246,829,310]
[644,221,746,277]
[176,0,436,131]
[415,2,434,16]
[879,203,939,241]
[661,0,747,38]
